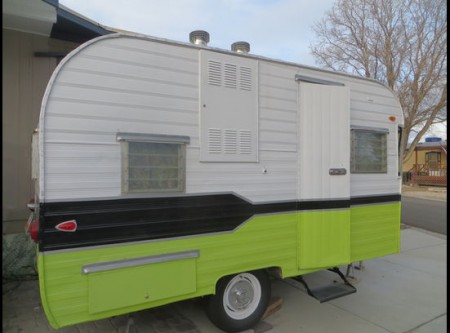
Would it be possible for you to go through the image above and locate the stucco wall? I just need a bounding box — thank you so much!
[2,28,79,234]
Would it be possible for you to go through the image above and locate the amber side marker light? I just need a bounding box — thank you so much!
[389,116,397,122]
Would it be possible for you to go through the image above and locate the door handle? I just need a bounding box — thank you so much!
[329,168,347,175]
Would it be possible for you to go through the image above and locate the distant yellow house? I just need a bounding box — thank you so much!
[403,137,447,186]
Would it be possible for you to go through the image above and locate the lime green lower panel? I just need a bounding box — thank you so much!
[298,210,350,269]
[88,257,197,314]
[38,213,299,329]
[38,203,400,329]
[350,202,401,262]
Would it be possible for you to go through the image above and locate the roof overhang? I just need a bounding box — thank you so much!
[2,0,57,37]
[2,0,113,43]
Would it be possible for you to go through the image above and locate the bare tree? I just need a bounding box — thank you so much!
[310,0,447,163]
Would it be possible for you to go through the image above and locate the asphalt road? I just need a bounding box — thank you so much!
[401,196,447,235]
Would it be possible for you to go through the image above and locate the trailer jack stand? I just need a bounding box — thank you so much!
[344,261,364,284]
[126,315,135,333]
[117,315,135,333]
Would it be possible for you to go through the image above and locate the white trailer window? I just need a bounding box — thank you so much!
[351,129,388,173]
[117,133,189,193]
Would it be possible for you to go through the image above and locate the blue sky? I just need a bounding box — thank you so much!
[59,0,336,67]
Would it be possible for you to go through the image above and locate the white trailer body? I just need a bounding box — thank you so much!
[38,33,402,202]
[28,32,404,332]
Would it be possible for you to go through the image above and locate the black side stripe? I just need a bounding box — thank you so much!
[351,194,401,206]
[39,193,400,251]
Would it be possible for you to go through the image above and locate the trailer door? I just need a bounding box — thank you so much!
[297,79,351,269]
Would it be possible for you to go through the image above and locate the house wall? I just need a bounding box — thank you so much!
[2,28,79,234]
[402,147,448,172]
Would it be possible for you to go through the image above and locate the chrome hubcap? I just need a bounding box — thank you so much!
[228,280,254,310]
[223,273,262,320]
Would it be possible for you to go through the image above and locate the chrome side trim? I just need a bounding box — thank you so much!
[350,125,389,133]
[81,250,199,275]
[295,74,345,86]
[116,132,190,144]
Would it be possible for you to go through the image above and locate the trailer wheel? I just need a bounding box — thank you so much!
[206,270,271,333]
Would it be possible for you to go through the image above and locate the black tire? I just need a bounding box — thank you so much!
[205,270,271,333]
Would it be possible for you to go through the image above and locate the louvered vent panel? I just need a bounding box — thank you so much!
[207,129,253,155]
[208,61,252,91]
[224,129,238,154]
[240,67,252,91]
[224,64,237,89]
[208,128,222,153]
[208,61,222,86]
[201,51,257,162]
[239,130,252,154]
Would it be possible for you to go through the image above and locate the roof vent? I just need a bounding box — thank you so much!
[231,41,250,54]
[189,30,210,46]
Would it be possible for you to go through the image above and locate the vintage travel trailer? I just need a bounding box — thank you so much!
[27,31,404,332]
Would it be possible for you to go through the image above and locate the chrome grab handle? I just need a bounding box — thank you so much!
[329,168,347,176]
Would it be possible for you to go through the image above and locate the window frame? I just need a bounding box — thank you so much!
[425,151,441,171]
[350,126,389,174]
[117,133,190,194]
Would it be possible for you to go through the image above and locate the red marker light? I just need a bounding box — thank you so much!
[29,219,40,242]
[389,116,397,122]
[55,220,77,232]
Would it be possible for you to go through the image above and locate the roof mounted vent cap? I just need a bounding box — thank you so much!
[231,41,250,54]
[189,30,210,46]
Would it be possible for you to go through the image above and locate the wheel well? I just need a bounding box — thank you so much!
[266,266,283,279]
